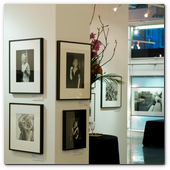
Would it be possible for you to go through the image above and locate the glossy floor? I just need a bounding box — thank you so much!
[127,137,164,164]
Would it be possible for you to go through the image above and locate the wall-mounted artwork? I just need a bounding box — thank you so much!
[9,103,43,154]
[91,82,96,88]
[63,110,86,150]
[9,38,43,94]
[101,77,122,108]
[89,93,95,122]
[57,41,91,100]
[131,88,164,116]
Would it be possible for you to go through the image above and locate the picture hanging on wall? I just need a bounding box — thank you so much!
[91,82,96,88]
[9,38,43,94]
[89,93,95,122]
[131,87,164,116]
[63,110,86,150]
[57,41,91,100]
[101,77,122,108]
[9,103,43,154]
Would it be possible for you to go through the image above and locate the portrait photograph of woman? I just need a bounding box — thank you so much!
[63,110,86,150]
[66,52,84,89]
[57,40,91,100]
[16,114,34,142]
[10,38,43,94]
[16,49,34,82]
[9,103,43,154]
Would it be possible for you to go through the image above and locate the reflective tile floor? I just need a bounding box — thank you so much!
[127,137,164,164]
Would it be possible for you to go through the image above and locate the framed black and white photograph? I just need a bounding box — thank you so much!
[9,38,43,94]
[63,110,86,150]
[101,77,122,108]
[89,93,95,122]
[9,103,43,154]
[57,41,91,100]
[131,88,164,116]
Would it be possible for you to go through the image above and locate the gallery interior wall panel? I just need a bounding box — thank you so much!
[4,4,56,164]
[55,4,90,164]
[90,4,128,164]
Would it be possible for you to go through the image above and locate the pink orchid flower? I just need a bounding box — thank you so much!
[90,32,96,39]
[92,39,102,52]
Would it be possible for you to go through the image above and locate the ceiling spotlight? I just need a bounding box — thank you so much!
[113,7,118,12]
[113,5,121,12]
[144,5,151,18]
[144,13,149,18]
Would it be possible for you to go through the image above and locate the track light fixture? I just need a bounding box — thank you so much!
[144,5,151,18]
[113,5,121,12]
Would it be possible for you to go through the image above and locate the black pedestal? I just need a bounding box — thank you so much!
[89,134,120,164]
[142,119,164,147]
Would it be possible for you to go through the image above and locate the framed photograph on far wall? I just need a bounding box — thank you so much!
[9,103,43,154]
[101,77,122,108]
[89,93,95,122]
[91,82,96,88]
[57,41,91,100]
[131,88,164,116]
[9,38,43,94]
[63,110,86,150]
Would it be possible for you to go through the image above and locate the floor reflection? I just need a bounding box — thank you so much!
[127,137,164,164]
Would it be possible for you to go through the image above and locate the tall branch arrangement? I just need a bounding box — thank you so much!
[90,7,124,86]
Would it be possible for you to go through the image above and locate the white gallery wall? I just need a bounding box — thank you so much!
[90,4,128,164]
[55,4,90,164]
[4,4,56,164]
[4,4,90,164]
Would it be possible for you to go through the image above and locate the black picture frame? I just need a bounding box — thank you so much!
[9,38,43,94]
[91,82,96,88]
[63,110,86,150]
[9,103,43,154]
[57,40,91,100]
[101,77,122,108]
[89,93,95,122]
